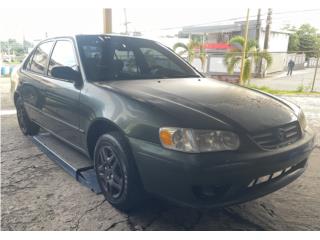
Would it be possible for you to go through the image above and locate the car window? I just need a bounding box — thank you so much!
[140,48,183,74]
[48,40,79,76]
[77,36,200,81]
[29,41,54,74]
[114,49,139,74]
[26,54,33,70]
[23,51,33,70]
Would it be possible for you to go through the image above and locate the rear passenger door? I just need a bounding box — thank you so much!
[41,39,83,148]
[21,41,54,125]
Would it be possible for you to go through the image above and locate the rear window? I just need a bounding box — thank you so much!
[23,52,34,70]
[29,41,54,74]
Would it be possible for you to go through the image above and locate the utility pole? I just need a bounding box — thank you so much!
[264,8,272,50]
[256,9,261,49]
[256,9,262,76]
[261,8,272,78]
[239,8,250,86]
[311,54,319,92]
[123,8,130,35]
[103,8,112,34]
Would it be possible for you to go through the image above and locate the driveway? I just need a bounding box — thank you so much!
[1,78,320,230]
[251,68,320,92]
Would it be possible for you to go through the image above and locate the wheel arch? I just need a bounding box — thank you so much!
[86,118,128,160]
[13,91,20,107]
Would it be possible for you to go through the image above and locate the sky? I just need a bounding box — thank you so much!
[1,8,320,43]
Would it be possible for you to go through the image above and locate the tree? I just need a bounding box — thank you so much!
[23,40,34,52]
[297,24,320,58]
[0,41,9,54]
[0,39,30,56]
[284,24,320,58]
[173,40,207,72]
[224,36,272,84]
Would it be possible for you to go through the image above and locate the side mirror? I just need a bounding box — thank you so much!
[51,66,81,83]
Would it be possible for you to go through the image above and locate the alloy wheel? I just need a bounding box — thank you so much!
[16,102,27,133]
[96,145,124,199]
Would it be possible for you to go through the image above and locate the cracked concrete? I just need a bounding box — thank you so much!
[1,83,320,230]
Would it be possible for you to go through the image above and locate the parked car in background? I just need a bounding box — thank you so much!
[12,35,315,211]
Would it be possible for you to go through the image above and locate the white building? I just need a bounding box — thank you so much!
[179,20,291,75]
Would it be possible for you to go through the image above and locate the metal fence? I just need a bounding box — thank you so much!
[189,50,320,92]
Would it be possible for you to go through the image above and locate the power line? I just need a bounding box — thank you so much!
[155,9,320,31]
[123,8,131,35]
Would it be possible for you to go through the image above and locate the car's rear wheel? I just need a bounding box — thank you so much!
[94,132,144,211]
[16,96,40,136]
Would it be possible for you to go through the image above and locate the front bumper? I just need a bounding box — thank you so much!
[129,129,315,208]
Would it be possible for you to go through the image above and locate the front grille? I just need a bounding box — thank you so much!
[251,121,301,150]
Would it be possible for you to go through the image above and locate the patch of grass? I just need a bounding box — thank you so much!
[248,84,320,95]
[296,84,304,92]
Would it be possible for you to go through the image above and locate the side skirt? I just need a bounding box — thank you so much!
[31,131,101,194]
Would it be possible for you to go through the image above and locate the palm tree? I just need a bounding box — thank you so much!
[173,40,207,72]
[224,36,272,84]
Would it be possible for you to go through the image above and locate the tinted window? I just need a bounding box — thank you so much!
[48,40,79,76]
[114,49,139,74]
[29,41,53,74]
[140,48,184,73]
[77,36,200,81]
[23,52,33,70]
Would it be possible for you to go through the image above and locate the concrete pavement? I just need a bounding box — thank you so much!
[1,77,320,230]
[251,68,320,92]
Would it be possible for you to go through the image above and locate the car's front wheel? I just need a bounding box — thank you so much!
[94,132,145,211]
[16,96,40,136]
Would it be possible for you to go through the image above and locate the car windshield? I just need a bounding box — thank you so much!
[76,35,201,81]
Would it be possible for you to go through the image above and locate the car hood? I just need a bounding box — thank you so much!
[95,78,298,133]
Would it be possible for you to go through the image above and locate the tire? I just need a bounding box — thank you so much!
[15,96,40,136]
[94,132,145,211]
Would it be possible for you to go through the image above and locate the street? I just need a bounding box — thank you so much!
[1,78,320,230]
[251,68,320,92]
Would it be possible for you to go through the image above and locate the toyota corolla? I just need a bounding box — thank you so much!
[13,35,315,210]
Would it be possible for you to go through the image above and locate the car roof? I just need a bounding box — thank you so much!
[40,34,154,43]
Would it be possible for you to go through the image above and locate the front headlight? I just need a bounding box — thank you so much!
[298,110,307,132]
[159,127,240,153]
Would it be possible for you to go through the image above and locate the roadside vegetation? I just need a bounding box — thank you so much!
[283,24,320,58]
[248,84,320,95]
[224,36,272,85]
[173,40,207,72]
[0,39,33,64]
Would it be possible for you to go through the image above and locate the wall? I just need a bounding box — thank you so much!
[191,58,207,73]
[286,53,306,70]
[206,54,241,74]
[307,58,319,68]
[266,52,288,73]
[259,30,290,52]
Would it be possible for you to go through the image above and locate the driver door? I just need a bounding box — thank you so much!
[41,39,83,148]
